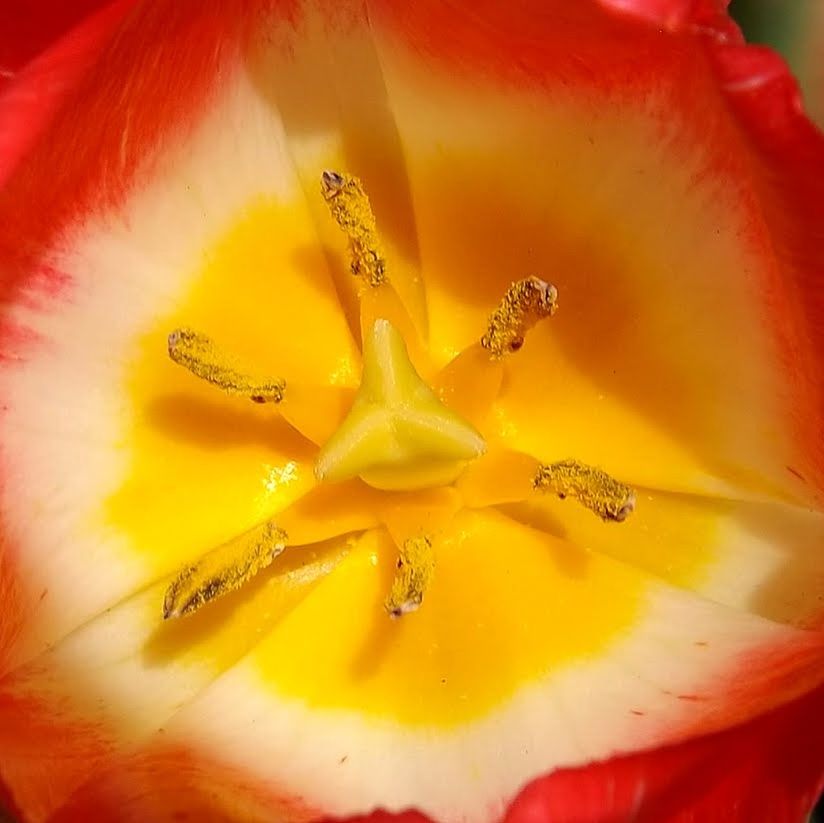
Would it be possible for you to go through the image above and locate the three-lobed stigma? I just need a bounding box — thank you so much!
[314,318,486,491]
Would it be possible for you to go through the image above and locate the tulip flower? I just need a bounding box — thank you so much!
[2,1,824,822]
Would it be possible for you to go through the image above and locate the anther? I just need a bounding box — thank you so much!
[534,459,635,522]
[321,170,387,287]
[163,521,288,619]
[385,535,434,617]
[481,277,558,358]
[168,328,285,404]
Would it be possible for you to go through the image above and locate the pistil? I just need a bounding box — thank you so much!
[314,318,486,490]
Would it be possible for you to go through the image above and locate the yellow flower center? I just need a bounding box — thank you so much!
[104,168,730,728]
[155,172,634,624]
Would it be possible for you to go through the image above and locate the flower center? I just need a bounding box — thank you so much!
[314,317,486,490]
[160,172,635,622]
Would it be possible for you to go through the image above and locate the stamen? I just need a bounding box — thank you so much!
[481,277,558,357]
[168,328,285,404]
[432,343,504,430]
[163,521,288,619]
[321,170,387,287]
[534,459,635,522]
[385,535,434,617]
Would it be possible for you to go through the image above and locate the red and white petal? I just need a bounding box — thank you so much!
[0,9,361,673]
[23,512,817,823]
[364,0,824,507]
[0,533,351,820]
[503,678,824,823]
[50,743,316,823]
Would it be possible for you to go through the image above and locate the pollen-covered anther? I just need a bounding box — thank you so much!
[321,170,387,287]
[168,328,285,403]
[385,535,434,618]
[481,277,558,357]
[534,459,636,522]
[163,521,288,619]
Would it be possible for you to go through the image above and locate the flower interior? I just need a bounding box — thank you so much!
[161,170,636,623]
[107,162,657,731]
[3,5,824,821]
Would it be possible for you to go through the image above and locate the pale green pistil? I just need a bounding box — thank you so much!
[314,319,486,490]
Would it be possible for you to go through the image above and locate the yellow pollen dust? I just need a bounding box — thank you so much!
[481,276,558,357]
[314,318,486,490]
[534,459,636,522]
[163,520,288,619]
[168,328,285,404]
[385,535,435,617]
[321,170,387,287]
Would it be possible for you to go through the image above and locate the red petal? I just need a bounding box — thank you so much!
[0,685,111,821]
[596,1,824,504]
[705,40,824,498]
[503,677,824,823]
[47,745,316,823]
[328,679,824,823]
[0,0,118,87]
[0,0,137,190]
[596,0,739,38]
[0,0,254,279]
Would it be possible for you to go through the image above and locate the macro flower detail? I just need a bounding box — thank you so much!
[2,1,824,823]
[161,171,634,622]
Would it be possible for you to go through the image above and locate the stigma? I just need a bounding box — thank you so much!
[314,318,486,490]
